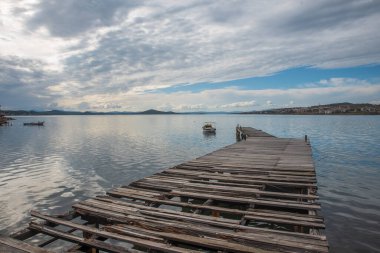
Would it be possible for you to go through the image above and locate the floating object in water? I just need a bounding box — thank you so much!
[23,121,44,126]
[202,122,216,133]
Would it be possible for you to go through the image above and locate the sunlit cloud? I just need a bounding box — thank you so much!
[301,78,371,88]
[51,78,380,112]
[220,100,257,109]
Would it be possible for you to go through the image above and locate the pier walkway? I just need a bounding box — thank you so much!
[0,127,328,253]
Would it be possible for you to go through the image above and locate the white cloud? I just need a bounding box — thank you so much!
[175,104,207,111]
[0,0,380,109]
[219,100,257,108]
[321,78,369,87]
[0,1,79,71]
[301,77,372,88]
[52,79,380,112]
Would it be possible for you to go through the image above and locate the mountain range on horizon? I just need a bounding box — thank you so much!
[1,102,379,115]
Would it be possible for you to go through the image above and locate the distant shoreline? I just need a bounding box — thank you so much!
[2,102,380,116]
[239,112,380,115]
[5,112,380,116]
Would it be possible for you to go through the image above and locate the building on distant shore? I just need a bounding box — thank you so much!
[242,103,380,115]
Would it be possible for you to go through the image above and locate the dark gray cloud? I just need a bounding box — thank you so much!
[61,19,208,93]
[0,56,60,109]
[280,0,380,33]
[205,1,249,24]
[27,0,139,37]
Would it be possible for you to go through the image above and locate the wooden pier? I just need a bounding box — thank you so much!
[0,127,328,252]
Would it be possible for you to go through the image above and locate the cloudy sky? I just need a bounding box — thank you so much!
[1,0,380,112]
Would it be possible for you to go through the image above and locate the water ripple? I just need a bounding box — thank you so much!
[1,115,380,253]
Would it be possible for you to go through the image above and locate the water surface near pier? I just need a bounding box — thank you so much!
[0,115,379,253]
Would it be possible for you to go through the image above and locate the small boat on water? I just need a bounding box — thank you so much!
[24,121,44,126]
[202,122,216,133]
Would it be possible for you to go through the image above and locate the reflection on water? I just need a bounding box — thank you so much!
[203,131,216,138]
[1,115,380,253]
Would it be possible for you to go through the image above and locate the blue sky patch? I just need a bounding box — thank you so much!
[151,64,380,94]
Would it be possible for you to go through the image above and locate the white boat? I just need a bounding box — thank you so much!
[202,122,216,133]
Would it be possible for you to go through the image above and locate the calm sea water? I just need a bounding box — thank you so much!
[0,115,379,252]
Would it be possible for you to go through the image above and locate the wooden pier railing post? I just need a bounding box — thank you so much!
[236,125,241,141]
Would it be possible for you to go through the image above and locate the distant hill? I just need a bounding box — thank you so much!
[241,102,380,115]
[140,109,175,115]
[3,103,380,115]
[180,111,231,114]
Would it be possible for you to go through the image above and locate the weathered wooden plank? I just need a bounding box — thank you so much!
[179,182,319,199]
[9,210,78,241]
[144,175,264,188]
[74,203,328,250]
[29,221,201,253]
[246,210,324,223]
[183,161,316,172]
[0,236,53,253]
[111,187,167,199]
[73,202,327,241]
[107,225,276,253]
[29,222,133,253]
[163,168,317,183]
[107,217,328,252]
[192,175,317,187]
[96,195,324,226]
[133,180,263,197]
[30,210,163,242]
[78,198,241,224]
[176,165,316,176]
[244,215,325,228]
[134,213,327,247]
[168,190,321,210]
[98,195,249,216]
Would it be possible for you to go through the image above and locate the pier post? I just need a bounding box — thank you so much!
[236,125,241,141]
